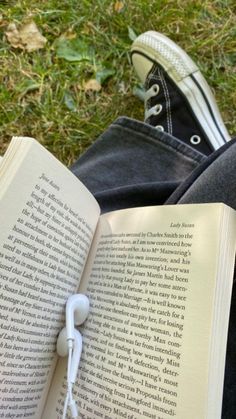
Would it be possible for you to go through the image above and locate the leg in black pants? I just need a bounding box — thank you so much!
[71,31,236,417]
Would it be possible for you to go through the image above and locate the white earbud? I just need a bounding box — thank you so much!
[66,294,90,344]
[57,327,82,383]
[57,293,90,419]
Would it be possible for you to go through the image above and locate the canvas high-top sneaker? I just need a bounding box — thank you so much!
[131,31,230,155]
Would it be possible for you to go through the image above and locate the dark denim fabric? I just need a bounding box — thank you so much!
[71,117,205,212]
[71,116,236,418]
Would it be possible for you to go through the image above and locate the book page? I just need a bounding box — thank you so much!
[44,204,235,419]
[0,138,100,418]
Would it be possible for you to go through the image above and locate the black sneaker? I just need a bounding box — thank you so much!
[131,31,230,154]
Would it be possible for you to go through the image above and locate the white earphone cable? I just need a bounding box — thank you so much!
[62,391,69,419]
[62,346,74,419]
[67,346,73,404]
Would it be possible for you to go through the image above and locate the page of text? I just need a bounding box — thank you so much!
[0,138,100,418]
[45,204,228,419]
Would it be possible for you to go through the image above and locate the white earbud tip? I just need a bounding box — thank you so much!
[74,295,90,326]
[57,327,68,357]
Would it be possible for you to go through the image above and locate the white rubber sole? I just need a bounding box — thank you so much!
[131,31,230,150]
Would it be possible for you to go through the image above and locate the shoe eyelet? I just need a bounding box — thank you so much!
[190,135,201,145]
[152,84,159,95]
[154,104,162,115]
[156,125,164,131]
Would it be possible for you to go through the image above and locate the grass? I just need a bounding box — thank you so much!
[0,0,236,165]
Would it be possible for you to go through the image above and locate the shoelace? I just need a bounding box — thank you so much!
[144,83,202,143]
[144,84,164,131]
[144,84,162,120]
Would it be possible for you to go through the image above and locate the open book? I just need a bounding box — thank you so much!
[0,137,235,419]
